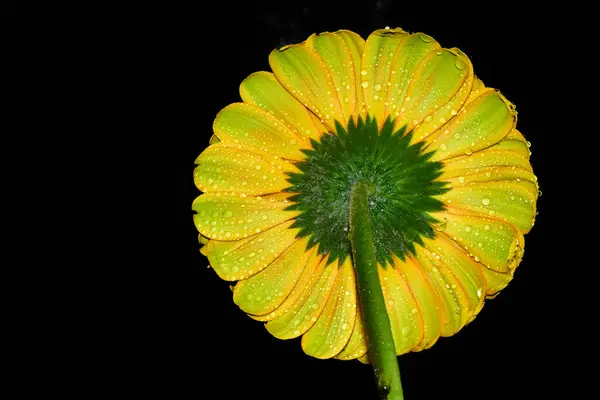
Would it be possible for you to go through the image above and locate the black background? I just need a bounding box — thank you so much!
[131,1,574,399]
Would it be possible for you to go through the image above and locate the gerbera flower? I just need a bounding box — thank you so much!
[193,27,538,399]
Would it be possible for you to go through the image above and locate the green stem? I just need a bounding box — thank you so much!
[349,180,404,400]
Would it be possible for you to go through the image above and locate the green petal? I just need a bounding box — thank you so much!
[269,43,344,131]
[427,90,517,161]
[379,263,423,355]
[265,254,338,339]
[203,220,299,281]
[233,238,313,315]
[192,193,300,241]
[194,143,298,195]
[302,257,356,359]
[213,103,309,161]
[239,71,324,141]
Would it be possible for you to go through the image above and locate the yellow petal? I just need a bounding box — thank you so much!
[395,256,442,351]
[213,103,308,161]
[466,77,486,103]
[232,238,313,315]
[337,30,367,118]
[436,180,537,233]
[487,128,531,159]
[379,264,423,355]
[403,48,473,136]
[443,165,536,187]
[269,44,344,131]
[192,193,300,241]
[239,71,323,141]
[305,31,362,122]
[302,257,357,358]
[480,267,515,298]
[203,220,300,281]
[361,28,410,124]
[265,255,338,339]
[250,249,323,322]
[432,211,525,274]
[413,246,470,336]
[427,90,517,161]
[194,143,298,195]
[422,235,486,322]
[385,32,441,125]
[440,149,533,182]
[335,309,368,360]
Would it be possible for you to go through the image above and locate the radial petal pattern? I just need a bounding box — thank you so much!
[194,27,538,361]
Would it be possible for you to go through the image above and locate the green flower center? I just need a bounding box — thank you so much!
[285,116,449,265]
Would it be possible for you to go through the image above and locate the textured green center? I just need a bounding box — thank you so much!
[285,116,449,266]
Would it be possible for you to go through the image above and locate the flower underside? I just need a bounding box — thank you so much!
[286,116,448,266]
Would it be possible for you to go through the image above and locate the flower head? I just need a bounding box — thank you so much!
[193,27,538,362]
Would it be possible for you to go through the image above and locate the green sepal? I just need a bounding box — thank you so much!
[285,116,449,266]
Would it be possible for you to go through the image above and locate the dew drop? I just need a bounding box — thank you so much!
[418,33,433,43]
[481,197,491,206]
[374,83,382,91]
[361,81,369,88]
[484,224,490,230]
[477,288,482,298]
[361,70,367,76]
[458,176,465,183]
[434,219,447,232]
[464,225,472,233]
[440,143,447,151]
[454,57,467,70]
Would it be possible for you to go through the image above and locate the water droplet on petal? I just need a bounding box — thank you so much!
[481,197,491,206]
[361,81,369,88]
[418,33,433,43]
